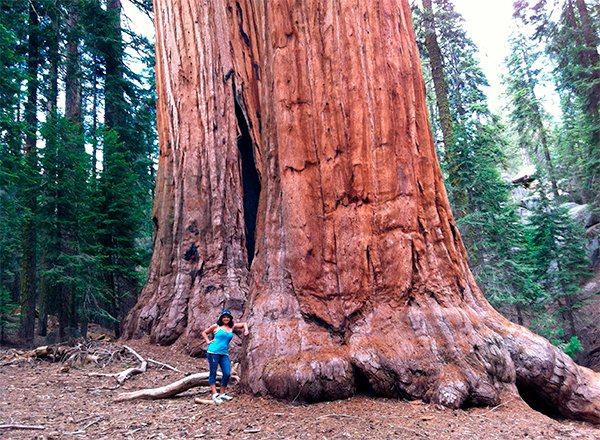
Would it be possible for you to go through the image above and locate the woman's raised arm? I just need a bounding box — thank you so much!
[233,322,249,336]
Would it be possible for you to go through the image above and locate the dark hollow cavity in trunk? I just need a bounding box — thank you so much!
[235,98,261,267]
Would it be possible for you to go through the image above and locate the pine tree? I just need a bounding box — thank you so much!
[421,0,455,158]
[527,178,590,347]
[84,0,155,336]
[504,31,560,199]
[516,0,600,207]
[412,0,539,323]
[19,0,41,341]
[0,0,155,341]
[0,2,27,307]
[552,0,600,207]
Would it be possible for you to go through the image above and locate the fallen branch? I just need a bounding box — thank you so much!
[116,346,147,383]
[0,424,45,430]
[147,358,188,375]
[89,345,147,384]
[115,371,239,401]
[81,417,103,430]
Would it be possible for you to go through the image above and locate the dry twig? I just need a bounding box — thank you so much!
[88,345,147,384]
[0,424,45,430]
[147,358,188,375]
[477,400,512,417]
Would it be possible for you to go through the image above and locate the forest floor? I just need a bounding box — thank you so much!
[2,335,600,440]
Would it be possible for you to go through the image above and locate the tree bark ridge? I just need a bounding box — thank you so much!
[121,0,263,356]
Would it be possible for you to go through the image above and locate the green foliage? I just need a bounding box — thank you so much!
[412,0,598,349]
[560,336,585,359]
[39,116,90,327]
[0,6,27,322]
[0,0,157,338]
[0,286,17,343]
[412,0,540,320]
[503,31,558,181]
[515,0,600,207]
[526,178,590,338]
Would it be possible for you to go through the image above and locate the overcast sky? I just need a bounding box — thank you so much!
[450,0,516,110]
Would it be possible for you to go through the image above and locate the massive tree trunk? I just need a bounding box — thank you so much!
[121,0,259,353]
[123,0,600,422]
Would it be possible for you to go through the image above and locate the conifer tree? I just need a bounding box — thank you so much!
[504,31,560,199]
[0,2,27,306]
[91,0,154,336]
[515,0,600,207]
[0,0,157,340]
[527,178,590,346]
[413,0,539,323]
[19,0,41,340]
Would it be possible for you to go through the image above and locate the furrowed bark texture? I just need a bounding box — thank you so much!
[121,0,263,357]
[124,0,600,422]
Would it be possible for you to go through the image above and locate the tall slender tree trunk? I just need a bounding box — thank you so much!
[124,0,600,423]
[38,0,61,338]
[519,45,561,200]
[422,0,454,151]
[66,4,82,126]
[63,0,83,332]
[91,53,99,176]
[421,0,469,219]
[102,0,135,338]
[532,105,559,199]
[19,1,40,341]
[104,0,126,131]
[574,0,600,124]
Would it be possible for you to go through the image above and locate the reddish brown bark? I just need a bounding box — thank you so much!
[121,0,262,356]
[123,0,600,422]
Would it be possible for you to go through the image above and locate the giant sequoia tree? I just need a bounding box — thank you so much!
[122,0,600,422]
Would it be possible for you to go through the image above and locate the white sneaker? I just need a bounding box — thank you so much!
[219,393,233,401]
[212,394,223,405]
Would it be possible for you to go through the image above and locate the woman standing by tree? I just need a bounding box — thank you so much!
[202,310,249,404]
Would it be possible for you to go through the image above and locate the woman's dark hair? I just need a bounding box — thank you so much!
[217,314,234,327]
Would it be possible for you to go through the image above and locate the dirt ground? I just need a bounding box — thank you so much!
[2,337,600,440]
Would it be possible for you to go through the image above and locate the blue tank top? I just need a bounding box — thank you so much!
[207,328,234,355]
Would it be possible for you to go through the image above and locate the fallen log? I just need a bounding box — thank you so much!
[115,372,239,401]
[194,397,217,405]
[25,345,69,359]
